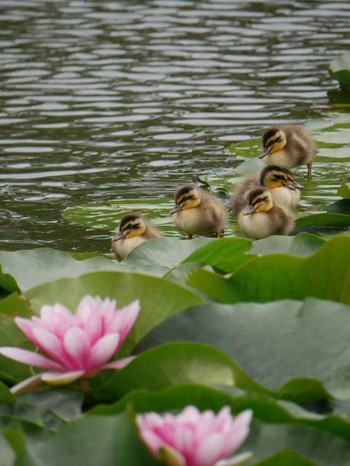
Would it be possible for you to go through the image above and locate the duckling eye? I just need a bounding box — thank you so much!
[255,196,268,204]
[269,136,282,147]
[273,174,286,182]
[125,223,140,231]
[180,195,194,204]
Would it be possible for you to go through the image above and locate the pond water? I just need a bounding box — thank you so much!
[0,0,349,255]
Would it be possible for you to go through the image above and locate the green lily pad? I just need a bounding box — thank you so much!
[0,248,122,292]
[138,298,350,401]
[338,184,350,199]
[186,236,350,304]
[294,213,350,233]
[248,233,326,257]
[329,52,350,89]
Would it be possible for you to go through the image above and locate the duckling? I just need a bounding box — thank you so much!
[238,187,294,239]
[111,213,160,260]
[259,125,317,179]
[229,165,303,214]
[170,185,227,239]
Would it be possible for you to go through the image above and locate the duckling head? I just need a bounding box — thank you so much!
[112,213,146,241]
[170,185,201,214]
[259,128,287,159]
[243,188,274,215]
[260,165,303,191]
[284,169,304,191]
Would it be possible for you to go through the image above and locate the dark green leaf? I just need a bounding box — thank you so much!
[0,249,121,292]
[248,233,326,257]
[329,52,350,89]
[188,236,350,304]
[138,298,350,402]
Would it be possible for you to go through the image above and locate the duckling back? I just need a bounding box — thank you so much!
[228,174,260,214]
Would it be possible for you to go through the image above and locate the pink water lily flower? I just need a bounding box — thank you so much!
[0,295,140,394]
[136,405,253,466]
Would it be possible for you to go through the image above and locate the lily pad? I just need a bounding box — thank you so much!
[138,298,350,401]
[0,248,122,292]
[186,236,350,305]
[248,233,326,257]
[338,183,350,199]
[294,213,350,233]
[329,52,350,89]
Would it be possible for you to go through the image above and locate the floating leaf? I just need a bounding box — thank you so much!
[138,298,350,401]
[0,249,122,292]
[95,342,242,401]
[294,213,350,233]
[329,52,350,89]
[187,236,350,304]
[182,237,253,273]
[337,184,350,199]
[248,233,326,257]
[326,199,350,215]
[11,412,159,466]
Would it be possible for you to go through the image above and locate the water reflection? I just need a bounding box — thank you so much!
[0,0,349,252]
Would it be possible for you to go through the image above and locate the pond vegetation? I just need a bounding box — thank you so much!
[0,1,350,465]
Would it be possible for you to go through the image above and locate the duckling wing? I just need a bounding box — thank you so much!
[273,206,295,235]
[229,175,259,214]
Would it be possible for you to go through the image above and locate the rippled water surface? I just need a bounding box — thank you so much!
[0,0,349,253]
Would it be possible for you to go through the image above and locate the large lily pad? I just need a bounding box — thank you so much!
[11,412,159,466]
[187,236,350,304]
[138,298,350,401]
[0,249,122,292]
[94,342,240,401]
[248,233,326,257]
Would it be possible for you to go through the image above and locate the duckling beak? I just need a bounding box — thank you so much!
[170,205,181,215]
[292,181,304,190]
[259,147,269,159]
[112,231,124,242]
[243,205,255,215]
[286,183,296,191]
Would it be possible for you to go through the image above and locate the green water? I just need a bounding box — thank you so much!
[0,0,349,255]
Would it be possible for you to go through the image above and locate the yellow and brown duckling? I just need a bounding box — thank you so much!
[259,125,317,179]
[229,165,303,214]
[111,213,161,260]
[238,187,294,239]
[170,185,227,239]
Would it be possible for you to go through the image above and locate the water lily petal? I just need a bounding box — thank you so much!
[75,295,100,323]
[215,452,253,466]
[31,327,70,368]
[102,355,135,369]
[14,317,36,342]
[196,433,224,466]
[63,327,90,369]
[41,370,85,385]
[225,410,253,455]
[159,445,186,466]
[0,347,62,369]
[108,300,140,337]
[89,333,119,368]
[10,374,44,395]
